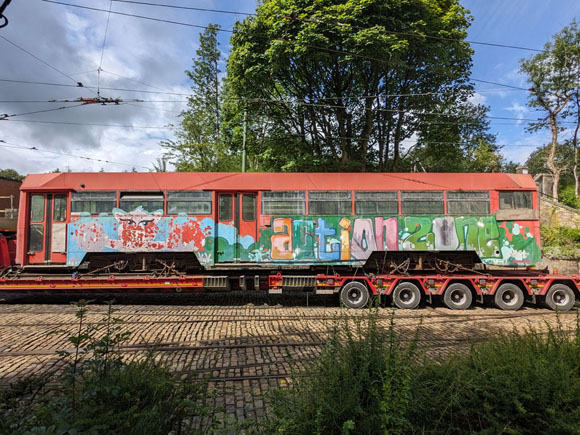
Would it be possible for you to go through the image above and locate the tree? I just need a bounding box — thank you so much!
[163,25,239,172]
[226,0,475,172]
[520,20,580,201]
[408,100,502,172]
[0,168,24,181]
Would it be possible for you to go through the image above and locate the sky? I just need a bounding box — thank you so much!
[0,0,580,175]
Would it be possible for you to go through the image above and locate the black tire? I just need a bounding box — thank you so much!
[545,284,576,312]
[443,283,473,310]
[340,281,370,309]
[494,283,525,311]
[392,282,421,309]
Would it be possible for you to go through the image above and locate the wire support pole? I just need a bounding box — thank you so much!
[242,106,247,173]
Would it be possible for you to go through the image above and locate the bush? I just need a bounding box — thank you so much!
[267,311,580,435]
[265,310,418,435]
[541,225,580,258]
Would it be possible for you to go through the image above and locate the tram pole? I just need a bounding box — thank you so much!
[242,107,247,173]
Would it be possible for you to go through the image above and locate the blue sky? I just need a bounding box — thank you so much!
[463,0,580,164]
[0,0,579,173]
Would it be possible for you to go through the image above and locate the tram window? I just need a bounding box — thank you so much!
[355,191,398,214]
[30,195,45,222]
[53,194,67,222]
[28,224,44,253]
[71,191,116,215]
[119,192,164,213]
[309,191,352,215]
[499,191,532,209]
[242,194,256,221]
[262,191,306,215]
[219,195,233,221]
[447,191,490,214]
[167,191,212,215]
[401,191,444,214]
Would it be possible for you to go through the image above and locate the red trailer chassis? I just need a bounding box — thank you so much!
[0,268,578,311]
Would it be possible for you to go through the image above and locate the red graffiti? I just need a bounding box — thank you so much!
[111,209,163,251]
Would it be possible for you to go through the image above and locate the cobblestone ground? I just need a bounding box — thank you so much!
[0,291,578,423]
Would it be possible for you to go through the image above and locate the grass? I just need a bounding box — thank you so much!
[265,310,580,435]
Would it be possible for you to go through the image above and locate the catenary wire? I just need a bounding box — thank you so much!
[40,0,535,92]
[0,139,151,169]
[110,0,542,53]
[97,0,114,96]
[0,35,100,97]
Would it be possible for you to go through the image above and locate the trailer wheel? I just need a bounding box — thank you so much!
[443,283,473,310]
[340,281,370,309]
[392,282,421,309]
[494,283,524,311]
[545,284,576,312]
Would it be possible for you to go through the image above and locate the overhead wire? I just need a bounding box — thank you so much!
[0,35,100,98]
[0,139,152,169]
[112,0,542,53]
[0,78,526,99]
[0,103,89,118]
[97,0,114,96]
[40,0,536,92]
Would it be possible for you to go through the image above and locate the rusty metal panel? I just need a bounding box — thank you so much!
[51,223,66,253]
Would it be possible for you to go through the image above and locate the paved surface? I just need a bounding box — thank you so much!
[0,291,578,423]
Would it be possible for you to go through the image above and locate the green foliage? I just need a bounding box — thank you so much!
[0,168,24,181]
[410,321,580,434]
[520,20,580,199]
[266,310,418,434]
[164,24,240,172]
[0,301,214,435]
[267,311,580,434]
[541,225,580,258]
[226,0,481,172]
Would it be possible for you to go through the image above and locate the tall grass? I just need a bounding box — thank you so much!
[0,301,214,435]
[266,311,580,435]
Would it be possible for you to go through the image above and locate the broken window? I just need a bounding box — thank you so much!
[499,191,532,209]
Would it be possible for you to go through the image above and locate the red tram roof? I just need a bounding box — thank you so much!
[20,172,537,192]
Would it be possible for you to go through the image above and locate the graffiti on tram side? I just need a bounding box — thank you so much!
[256,216,540,266]
[66,207,215,266]
[65,207,541,267]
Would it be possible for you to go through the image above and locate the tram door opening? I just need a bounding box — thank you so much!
[215,192,257,262]
[27,193,67,264]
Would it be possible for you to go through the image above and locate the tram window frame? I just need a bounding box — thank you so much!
[261,191,306,215]
[71,191,117,215]
[447,191,490,215]
[119,192,164,213]
[401,191,444,215]
[499,191,533,210]
[167,191,212,215]
[53,194,67,222]
[242,194,257,221]
[29,194,45,222]
[309,191,352,215]
[355,191,398,215]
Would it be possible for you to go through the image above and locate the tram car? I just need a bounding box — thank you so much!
[0,171,576,311]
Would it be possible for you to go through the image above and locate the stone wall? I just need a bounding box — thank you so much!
[540,195,580,228]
